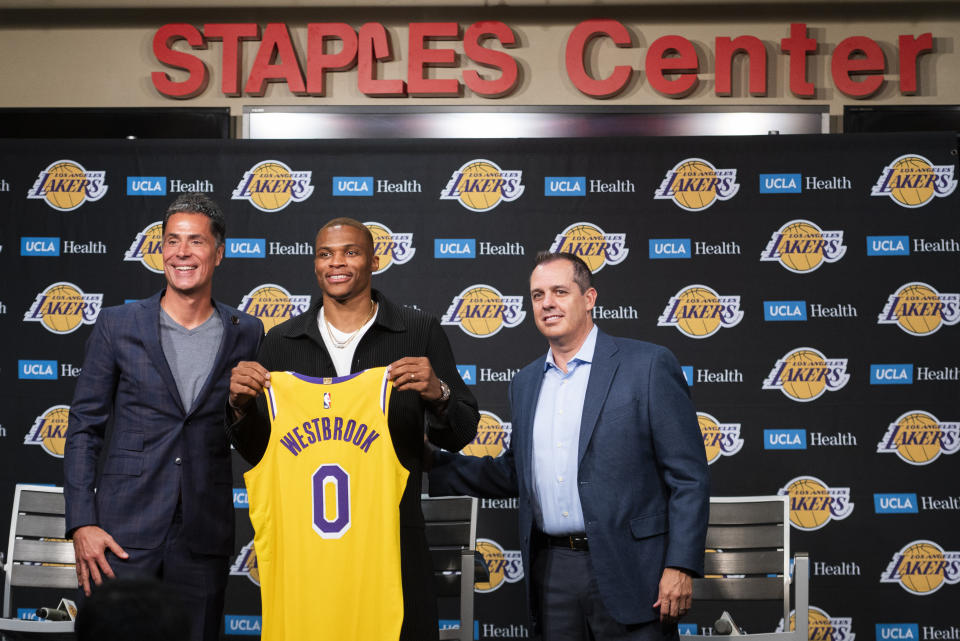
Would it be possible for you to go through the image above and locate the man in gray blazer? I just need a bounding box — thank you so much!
[430,252,710,641]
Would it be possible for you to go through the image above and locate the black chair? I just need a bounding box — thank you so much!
[422,495,480,641]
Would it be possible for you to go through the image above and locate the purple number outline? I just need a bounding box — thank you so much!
[311,464,351,538]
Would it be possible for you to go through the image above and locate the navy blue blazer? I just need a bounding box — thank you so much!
[64,291,262,556]
[431,329,710,625]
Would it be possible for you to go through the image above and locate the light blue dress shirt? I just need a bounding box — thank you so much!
[531,325,598,535]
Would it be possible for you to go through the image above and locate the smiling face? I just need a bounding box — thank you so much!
[314,224,379,303]
[530,258,596,347]
[162,212,224,298]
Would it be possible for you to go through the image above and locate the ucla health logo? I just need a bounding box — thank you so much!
[238,284,311,333]
[871,154,957,208]
[867,235,910,256]
[439,159,524,212]
[877,411,960,466]
[777,607,854,641]
[226,238,266,258]
[760,219,846,273]
[332,176,373,196]
[657,285,743,338]
[460,411,512,458]
[27,159,107,211]
[544,176,586,196]
[764,429,807,450]
[126,176,166,196]
[21,237,61,256]
[654,158,739,211]
[434,239,476,259]
[877,625,920,641]
[232,160,314,212]
[874,493,919,514]
[649,238,691,259]
[24,282,103,334]
[878,282,959,336]
[778,475,853,531]
[441,285,525,338]
[548,222,628,273]
[474,538,523,593]
[230,540,259,586]
[365,222,415,274]
[19,360,57,380]
[124,221,164,273]
[763,347,849,402]
[881,540,960,594]
[764,301,807,322]
[698,412,742,465]
[870,364,913,385]
[759,173,802,194]
[24,405,70,458]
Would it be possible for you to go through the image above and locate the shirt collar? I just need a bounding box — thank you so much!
[544,325,598,372]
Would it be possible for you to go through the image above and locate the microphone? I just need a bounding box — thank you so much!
[36,607,71,621]
[714,610,743,635]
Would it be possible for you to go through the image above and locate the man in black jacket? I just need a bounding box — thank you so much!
[227,217,479,641]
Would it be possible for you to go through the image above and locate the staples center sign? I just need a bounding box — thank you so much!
[152,21,932,100]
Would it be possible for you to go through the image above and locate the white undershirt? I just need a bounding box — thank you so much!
[317,305,378,377]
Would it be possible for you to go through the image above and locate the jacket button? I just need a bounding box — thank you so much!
[174,457,182,465]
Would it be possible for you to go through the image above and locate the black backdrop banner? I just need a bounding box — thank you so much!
[2,134,958,640]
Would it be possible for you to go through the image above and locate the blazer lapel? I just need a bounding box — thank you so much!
[188,300,241,418]
[578,331,619,465]
[136,293,186,416]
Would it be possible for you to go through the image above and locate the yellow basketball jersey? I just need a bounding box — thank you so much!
[244,367,408,641]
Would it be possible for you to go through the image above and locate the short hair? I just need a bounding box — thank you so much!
[162,192,226,247]
[533,251,594,293]
[316,217,375,254]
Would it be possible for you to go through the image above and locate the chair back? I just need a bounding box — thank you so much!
[422,495,479,641]
[3,484,76,618]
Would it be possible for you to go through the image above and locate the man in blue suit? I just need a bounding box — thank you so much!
[430,252,709,641]
[64,193,262,641]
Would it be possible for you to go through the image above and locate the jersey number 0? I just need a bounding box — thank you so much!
[312,464,351,538]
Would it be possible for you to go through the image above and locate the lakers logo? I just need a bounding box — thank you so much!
[474,538,524,593]
[460,411,513,458]
[548,222,628,273]
[24,405,70,458]
[878,282,960,336]
[777,476,853,531]
[123,221,164,273]
[23,282,103,335]
[881,540,960,595]
[27,159,107,211]
[760,219,846,273]
[232,160,314,212]
[777,607,855,641]
[763,347,849,402]
[654,158,739,211]
[230,540,260,586]
[657,285,743,338]
[238,284,311,333]
[439,159,525,212]
[698,412,743,465]
[441,285,525,338]
[365,221,415,274]
[871,154,957,208]
[877,411,960,465]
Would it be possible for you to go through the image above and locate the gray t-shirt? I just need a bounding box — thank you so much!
[159,307,224,413]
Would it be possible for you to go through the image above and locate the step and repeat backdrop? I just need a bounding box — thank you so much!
[1,133,958,640]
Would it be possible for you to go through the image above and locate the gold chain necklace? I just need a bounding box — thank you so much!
[323,300,376,350]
